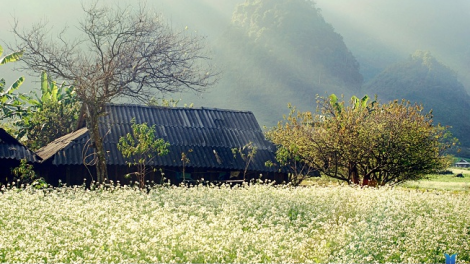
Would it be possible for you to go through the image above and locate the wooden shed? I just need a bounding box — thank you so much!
[36,104,287,186]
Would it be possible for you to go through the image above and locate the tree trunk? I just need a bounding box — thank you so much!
[363,172,378,187]
[85,103,108,183]
[349,162,360,185]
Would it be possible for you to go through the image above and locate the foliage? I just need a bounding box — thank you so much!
[12,72,80,150]
[1,184,469,263]
[232,141,257,180]
[268,94,454,186]
[12,2,217,182]
[0,45,27,120]
[265,106,317,186]
[147,98,194,108]
[273,142,316,186]
[180,149,193,182]
[117,118,169,189]
[1,46,80,149]
[11,159,38,185]
[0,45,23,65]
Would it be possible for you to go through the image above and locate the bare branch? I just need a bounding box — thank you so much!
[10,1,218,181]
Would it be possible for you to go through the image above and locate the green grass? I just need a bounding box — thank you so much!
[401,168,470,192]
[302,168,470,192]
[300,175,343,186]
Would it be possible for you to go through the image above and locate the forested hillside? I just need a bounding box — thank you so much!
[183,0,362,125]
[364,51,470,156]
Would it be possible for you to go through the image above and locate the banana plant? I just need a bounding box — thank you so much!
[0,45,24,65]
[328,94,377,120]
[18,71,78,135]
[27,71,77,108]
[1,46,79,148]
[9,71,80,148]
[0,45,28,119]
[329,94,344,116]
[351,94,377,114]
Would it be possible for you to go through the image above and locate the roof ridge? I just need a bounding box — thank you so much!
[0,128,25,146]
[105,103,255,114]
[0,128,42,162]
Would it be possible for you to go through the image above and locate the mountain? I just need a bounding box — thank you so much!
[314,0,470,90]
[181,0,363,126]
[364,51,470,157]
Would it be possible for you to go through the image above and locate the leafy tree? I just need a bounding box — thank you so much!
[118,118,169,189]
[267,94,453,186]
[1,71,80,150]
[1,47,79,149]
[18,72,80,150]
[265,116,317,186]
[11,159,38,185]
[12,2,217,182]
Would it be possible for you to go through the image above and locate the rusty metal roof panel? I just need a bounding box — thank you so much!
[36,128,91,165]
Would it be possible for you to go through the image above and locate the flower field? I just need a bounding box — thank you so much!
[1,183,469,263]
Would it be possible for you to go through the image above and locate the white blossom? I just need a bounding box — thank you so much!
[0,184,468,263]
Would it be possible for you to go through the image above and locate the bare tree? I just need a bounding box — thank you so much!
[11,2,217,182]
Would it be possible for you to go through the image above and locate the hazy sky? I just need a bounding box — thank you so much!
[316,0,470,53]
[0,0,240,90]
[315,0,470,85]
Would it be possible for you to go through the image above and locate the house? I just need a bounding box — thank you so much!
[36,104,287,186]
[0,128,41,184]
[454,159,470,168]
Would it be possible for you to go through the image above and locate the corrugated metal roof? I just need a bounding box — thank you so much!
[0,128,40,163]
[38,104,279,172]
